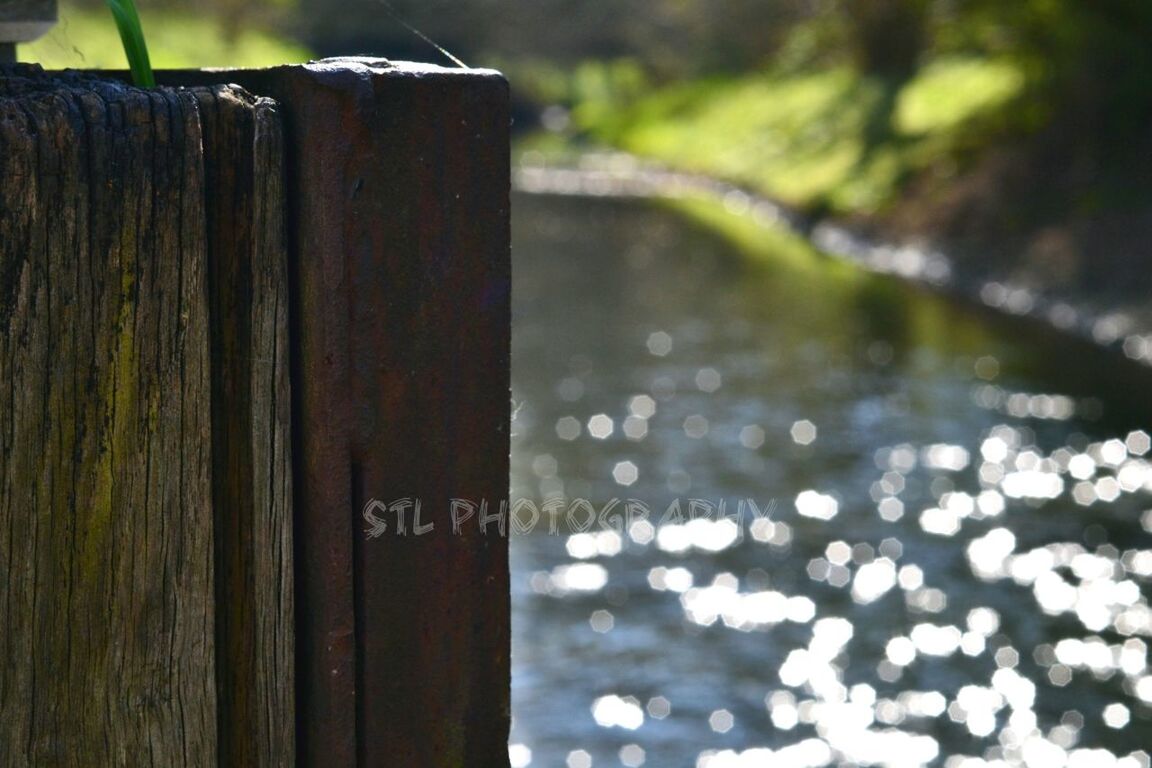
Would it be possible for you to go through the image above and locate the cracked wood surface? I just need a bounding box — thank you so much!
[0,68,293,767]
[171,60,512,768]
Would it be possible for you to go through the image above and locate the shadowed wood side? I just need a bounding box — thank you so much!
[250,61,511,768]
[166,59,512,768]
[196,85,295,768]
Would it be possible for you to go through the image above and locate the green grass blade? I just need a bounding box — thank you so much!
[105,0,155,87]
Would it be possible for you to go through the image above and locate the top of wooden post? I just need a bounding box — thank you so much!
[0,0,55,42]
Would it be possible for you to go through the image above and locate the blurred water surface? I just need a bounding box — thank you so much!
[509,193,1152,768]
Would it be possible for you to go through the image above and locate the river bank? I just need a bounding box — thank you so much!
[515,148,1152,372]
[520,54,1152,366]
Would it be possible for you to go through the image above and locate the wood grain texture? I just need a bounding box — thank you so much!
[196,85,295,768]
[0,68,294,767]
[265,61,510,768]
[0,69,216,767]
[168,59,512,768]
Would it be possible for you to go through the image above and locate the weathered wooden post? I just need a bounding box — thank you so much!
[0,68,294,765]
[174,59,513,767]
[1,56,510,767]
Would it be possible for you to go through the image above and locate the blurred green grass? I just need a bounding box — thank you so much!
[563,56,1026,216]
[21,3,311,70]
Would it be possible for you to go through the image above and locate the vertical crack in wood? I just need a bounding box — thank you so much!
[197,83,295,768]
[166,60,512,768]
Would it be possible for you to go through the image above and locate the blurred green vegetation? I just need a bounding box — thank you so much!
[498,0,1152,225]
[16,0,1149,233]
[663,195,860,284]
[21,2,310,70]
[564,56,1025,214]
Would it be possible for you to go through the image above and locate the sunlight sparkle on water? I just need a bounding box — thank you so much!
[520,318,1152,767]
[696,367,723,393]
[750,518,792,545]
[613,460,639,486]
[851,558,898,604]
[696,739,833,768]
[556,416,582,440]
[681,579,816,629]
[509,743,532,767]
[566,749,592,768]
[592,695,644,730]
[790,420,818,446]
[646,696,671,719]
[566,530,623,559]
[796,490,839,520]
[740,425,766,449]
[684,414,710,438]
[709,709,734,734]
[587,414,614,439]
[628,518,656,544]
[967,607,1001,636]
[548,563,608,594]
[923,444,970,471]
[590,609,614,632]
[646,331,672,356]
[620,744,646,767]
[1001,469,1064,499]
[648,565,694,592]
[511,194,1152,768]
[967,528,1016,580]
[623,415,649,440]
[909,623,962,657]
[628,394,657,418]
[656,518,741,553]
